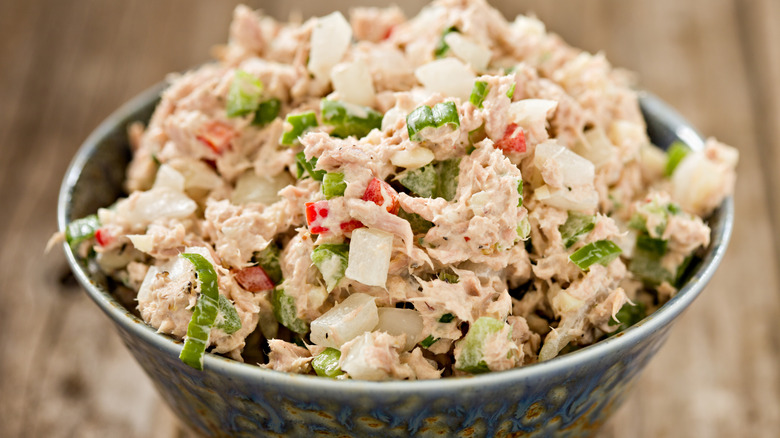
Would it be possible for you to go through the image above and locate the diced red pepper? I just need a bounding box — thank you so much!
[234,265,275,292]
[340,219,364,233]
[305,201,330,234]
[197,120,235,154]
[362,178,400,214]
[95,228,113,247]
[495,123,526,153]
[382,25,395,40]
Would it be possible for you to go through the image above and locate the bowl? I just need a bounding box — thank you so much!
[58,83,733,437]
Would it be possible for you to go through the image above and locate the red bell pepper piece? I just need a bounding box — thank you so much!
[95,228,113,247]
[197,120,235,154]
[362,178,400,214]
[495,123,526,153]
[305,201,331,234]
[235,265,275,292]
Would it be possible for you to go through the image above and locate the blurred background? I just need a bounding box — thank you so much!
[1,0,778,436]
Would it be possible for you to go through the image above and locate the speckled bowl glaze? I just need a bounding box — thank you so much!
[59,83,733,438]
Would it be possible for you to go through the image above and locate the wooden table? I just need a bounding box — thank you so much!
[1,0,778,436]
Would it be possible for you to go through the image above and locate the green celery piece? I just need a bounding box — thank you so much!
[399,163,438,198]
[252,244,282,284]
[455,317,505,374]
[469,81,489,108]
[559,211,596,249]
[272,288,309,334]
[435,158,461,201]
[506,83,516,99]
[517,179,524,207]
[438,313,455,323]
[420,335,438,348]
[280,111,318,146]
[517,217,531,240]
[635,233,668,256]
[438,272,459,284]
[608,301,647,334]
[406,105,435,142]
[65,214,100,251]
[434,26,458,58]
[569,240,622,270]
[217,295,242,334]
[628,248,673,286]
[311,243,349,291]
[179,253,221,370]
[252,98,281,127]
[227,70,263,118]
[398,208,434,235]
[321,172,347,199]
[468,123,487,148]
[321,99,383,139]
[432,101,460,129]
[664,141,690,177]
[295,151,326,182]
[312,347,343,378]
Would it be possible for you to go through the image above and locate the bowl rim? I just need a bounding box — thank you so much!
[58,83,734,392]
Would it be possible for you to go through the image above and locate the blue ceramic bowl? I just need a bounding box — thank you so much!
[58,83,733,437]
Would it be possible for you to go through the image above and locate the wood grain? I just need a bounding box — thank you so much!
[1,1,777,437]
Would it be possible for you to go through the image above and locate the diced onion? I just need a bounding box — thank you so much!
[390,146,435,169]
[414,58,475,101]
[671,152,725,216]
[345,228,394,287]
[127,234,155,253]
[443,32,491,72]
[375,308,423,351]
[508,99,557,125]
[310,293,379,348]
[231,170,294,205]
[639,143,667,180]
[116,188,197,227]
[534,140,595,188]
[331,62,376,107]
[170,159,222,191]
[552,291,585,314]
[534,184,598,212]
[308,12,352,80]
[573,127,616,168]
[153,164,186,192]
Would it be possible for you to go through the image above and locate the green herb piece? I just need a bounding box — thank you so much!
[435,158,461,201]
[559,211,596,248]
[321,172,347,199]
[178,253,220,370]
[252,244,283,284]
[280,111,318,146]
[517,179,524,208]
[506,83,516,99]
[569,240,622,270]
[311,243,349,291]
[628,249,673,286]
[608,302,647,334]
[321,99,383,139]
[227,70,263,118]
[406,105,435,142]
[398,208,434,235]
[295,151,326,182]
[664,141,690,177]
[438,272,459,284]
[438,313,455,323]
[432,101,460,129]
[217,295,242,334]
[434,26,458,58]
[65,214,101,251]
[272,288,309,334]
[469,81,489,108]
[312,347,343,378]
[455,317,505,374]
[252,98,281,127]
[420,335,438,348]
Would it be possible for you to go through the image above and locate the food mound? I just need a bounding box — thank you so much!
[63,0,737,379]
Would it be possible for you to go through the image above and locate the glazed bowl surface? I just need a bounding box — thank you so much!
[58,83,733,438]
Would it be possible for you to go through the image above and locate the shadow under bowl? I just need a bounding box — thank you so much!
[58,83,733,438]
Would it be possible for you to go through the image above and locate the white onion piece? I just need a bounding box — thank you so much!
[116,188,197,227]
[310,293,379,348]
[639,143,667,179]
[339,332,388,380]
[573,127,616,168]
[390,146,435,169]
[171,159,222,191]
[414,58,475,101]
[345,228,394,287]
[127,234,155,254]
[308,12,352,80]
[375,308,424,351]
[231,170,294,206]
[331,62,376,107]
[534,184,598,212]
[443,32,491,72]
[671,152,724,216]
[152,164,186,192]
[534,141,595,188]
[508,99,557,125]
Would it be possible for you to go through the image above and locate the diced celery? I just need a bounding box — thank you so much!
[517,179,524,207]
[431,101,460,129]
[272,288,309,334]
[295,151,326,182]
[559,211,596,248]
[321,172,347,199]
[311,243,349,291]
[227,70,263,118]
[312,347,343,378]
[455,317,505,373]
[321,99,383,139]
[635,234,667,256]
[469,81,489,108]
[399,163,438,198]
[438,313,455,323]
[252,243,283,284]
[398,208,434,235]
[516,217,531,240]
[65,214,101,251]
[569,240,622,270]
[608,302,647,334]
[216,295,242,334]
[438,272,459,284]
[435,158,461,201]
[280,111,318,145]
[664,141,690,177]
[434,26,458,58]
[406,105,435,142]
[252,98,281,127]
[506,82,516,99]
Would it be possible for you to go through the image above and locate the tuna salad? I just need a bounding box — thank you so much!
[61,0,738,379]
